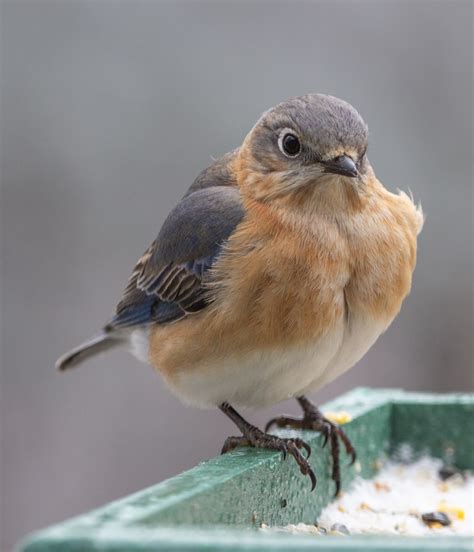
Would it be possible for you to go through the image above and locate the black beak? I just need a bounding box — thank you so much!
[322,155,358,178]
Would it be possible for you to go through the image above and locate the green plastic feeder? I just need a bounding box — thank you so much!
[19,388,474,551]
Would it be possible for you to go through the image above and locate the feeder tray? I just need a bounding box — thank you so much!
[19,388,474,551]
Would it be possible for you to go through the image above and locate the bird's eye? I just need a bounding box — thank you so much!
[278,131,301,158]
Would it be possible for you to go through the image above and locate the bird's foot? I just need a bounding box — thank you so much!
[265,400,356,496]
[221,426,316,491]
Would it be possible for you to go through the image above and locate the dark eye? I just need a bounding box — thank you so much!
[278,132,301,157]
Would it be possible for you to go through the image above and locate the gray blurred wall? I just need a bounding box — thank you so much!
[1,1,472,549]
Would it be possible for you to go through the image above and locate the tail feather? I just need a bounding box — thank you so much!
[56,333,121,371]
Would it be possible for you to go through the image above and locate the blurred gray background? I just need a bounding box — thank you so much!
[1,0,472,549]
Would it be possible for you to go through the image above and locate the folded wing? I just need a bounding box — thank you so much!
[106,186,244,330]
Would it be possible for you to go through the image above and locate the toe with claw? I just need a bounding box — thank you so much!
[219,402,316,491]
[221,429,317,491]
[265,396,356,495]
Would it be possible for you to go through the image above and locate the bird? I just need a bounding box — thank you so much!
[56,94,423,494]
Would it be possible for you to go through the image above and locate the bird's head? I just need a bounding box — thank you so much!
[235,94,371,209]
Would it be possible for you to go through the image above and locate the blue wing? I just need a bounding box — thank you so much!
[106,184,244,330]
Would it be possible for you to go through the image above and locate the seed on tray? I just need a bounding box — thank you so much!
[421,512,451,527]
[330,523,350,535]
[439,465,459,481]
[358,502,373,511]
[438,502,465,520]
[260,457,473,537]
[322,411,353,425]
[374,481,391,492]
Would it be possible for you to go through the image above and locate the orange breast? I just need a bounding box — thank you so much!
[149,178,422,382]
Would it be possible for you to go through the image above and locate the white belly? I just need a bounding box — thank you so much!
[301,312,390,394]
[157,311,389,409]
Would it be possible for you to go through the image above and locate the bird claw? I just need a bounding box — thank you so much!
[294,437,312,459]
[321,423,330,448]
[221,435,250,454]
[264,407,356,496]
[264,415,301,433]
[279,441,288,461]
[221,429,316,491]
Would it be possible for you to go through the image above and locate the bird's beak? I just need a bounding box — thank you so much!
[322,155,358,178]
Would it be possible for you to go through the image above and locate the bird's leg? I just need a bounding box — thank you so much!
[265,395,356,495]
[219,402,316,491]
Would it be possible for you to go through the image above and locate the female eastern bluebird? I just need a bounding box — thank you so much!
[57,94,423,493]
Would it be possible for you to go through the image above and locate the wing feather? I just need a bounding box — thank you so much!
[106,185,244,330]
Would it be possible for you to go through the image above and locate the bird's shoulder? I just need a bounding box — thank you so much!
[185,149,239,196]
